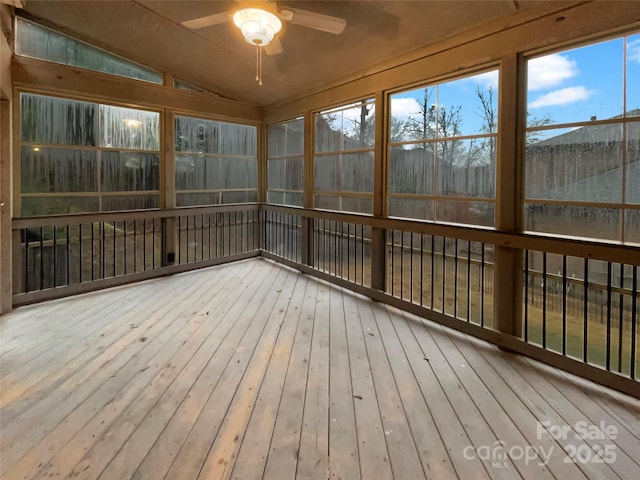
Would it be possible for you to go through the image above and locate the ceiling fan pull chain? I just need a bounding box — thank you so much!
[256,45,260,83]
[258,45,263,86]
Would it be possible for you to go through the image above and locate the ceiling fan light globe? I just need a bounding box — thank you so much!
[233,8,281,47]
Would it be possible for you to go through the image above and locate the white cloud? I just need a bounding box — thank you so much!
[471,70,499,89]
[628,38,640,63]
[529,86,593,108]
[391,97,423,121]
[528,54,578,91]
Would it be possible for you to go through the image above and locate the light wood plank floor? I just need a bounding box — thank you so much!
[1,258,638,480]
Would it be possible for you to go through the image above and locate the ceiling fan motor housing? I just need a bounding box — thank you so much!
[233,6,282,46]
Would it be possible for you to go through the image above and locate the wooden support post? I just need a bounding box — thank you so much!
[1,99,13,309]
[162,110,176,266]
[370,91,386,291]
[0,6,13,312]
[493,54,525,337]
[301,110,313,267]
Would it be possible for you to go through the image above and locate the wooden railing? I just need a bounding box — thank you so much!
[260,204,639,397]
[12,204,260,305]
[11,203,639,396]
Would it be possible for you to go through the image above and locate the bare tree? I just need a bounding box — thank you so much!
[526,112,554,144]
[405,87,437,142]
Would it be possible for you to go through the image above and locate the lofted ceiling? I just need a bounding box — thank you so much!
[18,0,577,108]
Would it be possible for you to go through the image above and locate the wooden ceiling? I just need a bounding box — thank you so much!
[19,0,577,108]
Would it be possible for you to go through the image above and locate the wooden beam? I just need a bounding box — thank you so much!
[492,53,524,337]
[370,90,386,291]
[0,98,12,312]
[161,110,176,266]
[0,1,24,8]
[301,110,313,266]
[12,56,263,122]
[0,4,11,312]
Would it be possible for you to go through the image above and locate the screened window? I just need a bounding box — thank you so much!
[314,99,375,214]
[20,93,160,216]
[175,116,257,206]
[267,118,304,206]
[388,70,498,226]
[15,17,162,84]
[525,32,640,243]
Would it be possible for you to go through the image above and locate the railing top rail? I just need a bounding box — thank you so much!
[262,204,640,266]
[11,202,640,265]
[12,203,261,229]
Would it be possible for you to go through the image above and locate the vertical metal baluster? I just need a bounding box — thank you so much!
[208,213,212,259]
[360,224,364,284]
[410,232,415,302]
[53,226,58,287]
[314,219,318,269]
[562,256,567,355]
[142,218,147,272]
[142,219,146,271]
[400,231,404,300]
[289,214,293,260]
[442,237,446,313]
[112,221,116,277]
[335,220,339,275]
[227,211,231,256]
[187,215,191,263]
[40,227,44,290]
[24,230,29,291]
[454,238,458,319]
[631,266,637,379]
[66,225,70,285]
[390,230,395,296]
[101,222,106,279]
[542,252,547,348]
[606,262,612,370]
[282,213,293,260]
[430,236,435,309]
[618,264,624,373]
[91,223,95,280]
[123,221,127,275]
[347,223,351,281]
[279,212,282,257]
[79,224,83,283]
[133,220,136,274]
[583,259,589,363]
[178,216,182,264]
[323,219,327,273]
[480,243,485,327]
[467,240,471,321]
[339,221,343,277]
[524,250,529,341]
[420,234,424,306]
[152,218,156,269]
[216,213,220,258]
[201,213,205,261]
[234,211,238,255]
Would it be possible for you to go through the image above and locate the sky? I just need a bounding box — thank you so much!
[390,32,640,137]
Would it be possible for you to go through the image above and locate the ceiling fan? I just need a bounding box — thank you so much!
[182,1,346,85]
[181,0,347,56]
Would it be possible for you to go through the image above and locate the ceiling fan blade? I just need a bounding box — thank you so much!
[265,37,283,56]
[283,7,346,34]
[182,11,231,30]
